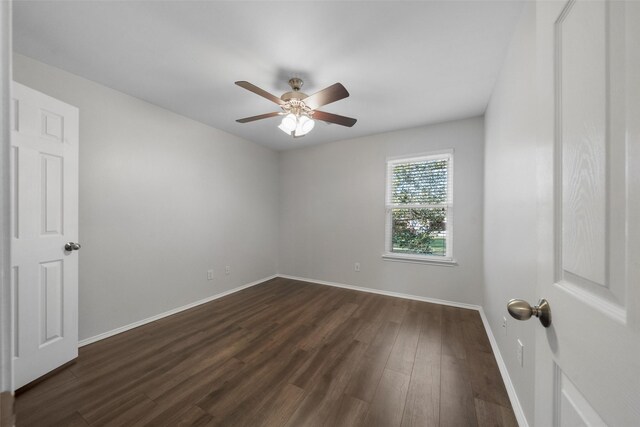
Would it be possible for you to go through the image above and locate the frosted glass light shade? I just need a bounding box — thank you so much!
[279,113,315,137]
[298,116,315,134]
[278,122,291,134]
[279,114,297,133]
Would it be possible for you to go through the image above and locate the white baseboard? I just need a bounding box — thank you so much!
[277,274,481,311]
[78,274,278,347]
[278,273,528,427]
[478,307,529,427]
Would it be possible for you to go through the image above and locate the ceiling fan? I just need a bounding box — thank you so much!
[235,78,357,138]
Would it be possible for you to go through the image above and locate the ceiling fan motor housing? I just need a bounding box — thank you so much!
[281,91,308,102]
[281,77,308,102]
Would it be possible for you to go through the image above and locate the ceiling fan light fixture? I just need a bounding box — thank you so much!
[235,79,356,138]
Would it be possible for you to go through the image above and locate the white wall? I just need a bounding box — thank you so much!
[484,3,537,424]
[13,54,280,342]
[279,117,485,304]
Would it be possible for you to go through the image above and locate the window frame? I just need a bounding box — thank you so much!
[383,150,456,266]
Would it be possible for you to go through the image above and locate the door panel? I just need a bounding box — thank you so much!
[559,0,607,290]
[40,260,64,346]
[41,154,64,236]
[11,82,79,389]
[556,366,606,426]
[536,0,640,425]
[556,0,627,321]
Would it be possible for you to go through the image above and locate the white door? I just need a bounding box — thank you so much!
[10,82,79,389]
[534,0,640,425]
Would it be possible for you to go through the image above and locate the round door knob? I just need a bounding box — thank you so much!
[507,298,551,327]
[64,242,82,251]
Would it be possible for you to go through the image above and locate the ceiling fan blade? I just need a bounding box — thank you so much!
[312,111,357,127]
[302,83,350,110]
[236,112,281,123]
[235,81,285,105]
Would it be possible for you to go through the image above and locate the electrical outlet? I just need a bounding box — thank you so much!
[517,339,524,367]
[502,316,508,336]
[354,262,360,272]
[207,269,214,281]
[225,266,230,275]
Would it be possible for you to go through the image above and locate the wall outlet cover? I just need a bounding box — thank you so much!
[517,339,524,367]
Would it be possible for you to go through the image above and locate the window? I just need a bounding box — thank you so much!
[384,151,454,264]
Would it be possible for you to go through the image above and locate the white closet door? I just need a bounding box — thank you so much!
[11,82,79,389]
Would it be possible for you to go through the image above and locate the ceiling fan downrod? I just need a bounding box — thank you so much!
[288,77,304,91]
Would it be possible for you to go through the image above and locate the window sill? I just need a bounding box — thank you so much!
[381,253,458,267]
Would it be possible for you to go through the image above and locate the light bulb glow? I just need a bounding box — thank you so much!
[280,114,297,133]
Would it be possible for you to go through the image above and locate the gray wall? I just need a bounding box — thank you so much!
[483,4,537,424]
[279,117,485,305]
[13,56,487,344]
[13,54,280,341]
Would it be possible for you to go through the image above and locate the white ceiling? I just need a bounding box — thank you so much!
[13,1,525,151]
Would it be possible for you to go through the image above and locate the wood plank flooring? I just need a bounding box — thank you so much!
[15,277,517,427]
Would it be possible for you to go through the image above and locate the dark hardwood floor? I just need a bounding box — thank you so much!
[15,277,517,426]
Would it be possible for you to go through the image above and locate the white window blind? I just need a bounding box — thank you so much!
[385,151,454,262]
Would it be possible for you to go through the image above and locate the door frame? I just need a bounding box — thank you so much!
[534,1,563,424]
[0,0,14,425]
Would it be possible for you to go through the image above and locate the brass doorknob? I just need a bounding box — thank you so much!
[507,298,551,327]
